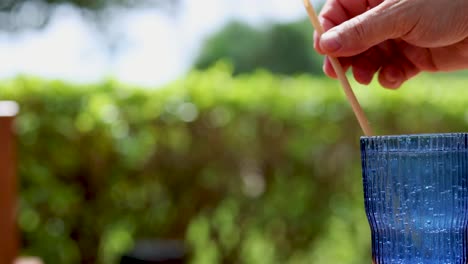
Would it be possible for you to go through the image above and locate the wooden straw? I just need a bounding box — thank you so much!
[303,0,374,136]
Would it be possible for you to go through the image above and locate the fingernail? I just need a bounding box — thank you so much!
[383,66,404,89]
[320,31,342,53]
[354,67,373,85]
[385,67,401,84]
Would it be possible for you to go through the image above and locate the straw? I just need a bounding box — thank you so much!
[302,0,374,136]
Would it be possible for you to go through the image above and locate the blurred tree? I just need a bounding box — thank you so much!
[194,20,324,76]
[0,0,180,31]
[194,21,268,75]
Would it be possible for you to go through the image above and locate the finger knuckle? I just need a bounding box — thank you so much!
[350,16,368,42]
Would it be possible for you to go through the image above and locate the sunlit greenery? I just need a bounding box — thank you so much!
[1,63,467,263]
[194,20,324,76]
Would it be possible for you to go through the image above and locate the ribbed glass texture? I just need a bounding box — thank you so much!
[361,133,468,264]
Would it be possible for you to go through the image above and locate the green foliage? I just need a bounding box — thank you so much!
[194,20,323,76]
[1,64,468,263]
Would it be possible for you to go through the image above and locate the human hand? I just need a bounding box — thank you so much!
[314,0,468,89]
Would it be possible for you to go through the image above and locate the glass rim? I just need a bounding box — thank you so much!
[360,132,468,140]
[360,133,468,152]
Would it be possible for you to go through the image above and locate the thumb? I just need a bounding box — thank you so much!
[319,2,410,57]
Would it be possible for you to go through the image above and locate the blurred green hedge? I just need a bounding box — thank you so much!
[1,64,467,264]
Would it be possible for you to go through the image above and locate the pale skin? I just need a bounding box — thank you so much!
[314,0,468,89]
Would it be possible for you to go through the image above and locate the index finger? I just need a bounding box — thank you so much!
[321,0,384,24]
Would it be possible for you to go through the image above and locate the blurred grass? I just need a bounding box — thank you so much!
[0,63,467,263]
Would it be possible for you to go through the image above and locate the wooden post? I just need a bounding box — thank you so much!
[0,101,19,264]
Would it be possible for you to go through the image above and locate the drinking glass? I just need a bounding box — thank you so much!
[361,133,468,263]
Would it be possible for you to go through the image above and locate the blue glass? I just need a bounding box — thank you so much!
[361,133,468,264]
